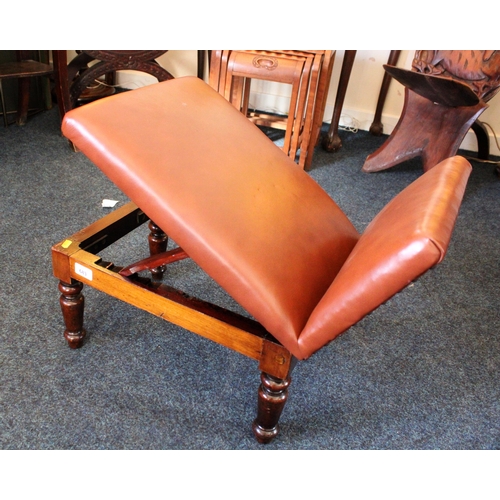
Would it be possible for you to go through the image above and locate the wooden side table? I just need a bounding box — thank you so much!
[322,50,401,152]
[0,53,53,126]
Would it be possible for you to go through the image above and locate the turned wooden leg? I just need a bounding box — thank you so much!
[252,372,291,444]
[58,280,86,349]
[148,220,169,280]
[369,50,401,136]
[322,50,356,153]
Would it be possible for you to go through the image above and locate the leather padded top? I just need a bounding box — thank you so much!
[62,77,360,358]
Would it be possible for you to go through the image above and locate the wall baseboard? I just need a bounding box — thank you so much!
[251,91,497,155]
[325,103,496,156]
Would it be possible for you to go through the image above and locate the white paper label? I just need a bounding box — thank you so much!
[75,263,93,281]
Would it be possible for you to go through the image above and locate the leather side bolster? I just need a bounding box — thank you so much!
[297,156,472,360]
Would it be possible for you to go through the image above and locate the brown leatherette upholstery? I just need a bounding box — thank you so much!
[298,156,470,358]
[62,77,360,358]
[62,77,471,360]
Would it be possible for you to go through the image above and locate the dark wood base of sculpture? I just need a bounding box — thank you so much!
[363,88,487,173]
[52,202,296,443]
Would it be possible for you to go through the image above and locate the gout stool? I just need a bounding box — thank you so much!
[53,76,471,443]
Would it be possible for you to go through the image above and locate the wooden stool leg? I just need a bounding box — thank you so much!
[252,372,291,444]
[148,220,169,280]
[58,280,86,349]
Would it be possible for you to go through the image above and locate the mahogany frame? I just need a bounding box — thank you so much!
[52,201,296,444]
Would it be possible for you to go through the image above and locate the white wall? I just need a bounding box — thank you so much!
[81,50,500,156]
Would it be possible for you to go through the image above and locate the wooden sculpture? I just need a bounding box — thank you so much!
[362,50,500,173]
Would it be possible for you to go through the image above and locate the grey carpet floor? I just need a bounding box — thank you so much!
[1,106,499,450]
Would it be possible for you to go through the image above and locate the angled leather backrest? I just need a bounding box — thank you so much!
[62,76,360,358]
[297,156,471,359]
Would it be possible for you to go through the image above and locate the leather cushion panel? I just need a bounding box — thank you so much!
[62,77,360,357]
[298,156,471,359]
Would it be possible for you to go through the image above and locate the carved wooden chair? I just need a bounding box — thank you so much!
[53,77,471,443]
[210,50,334,170]
[363,50,500,173]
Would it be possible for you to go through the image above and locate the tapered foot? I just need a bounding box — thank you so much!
[322,132,343,152]
[58,281,86,349]
[252,372,291,444]
[369,121,384,136]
